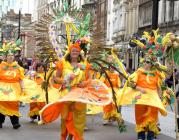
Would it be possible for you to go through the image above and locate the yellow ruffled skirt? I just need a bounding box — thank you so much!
[118,87,167,116]
[118,87,167,133]
[0,82,21,101]
[20,79,60,103]
[0,82,22,117]
[86,104,102,115]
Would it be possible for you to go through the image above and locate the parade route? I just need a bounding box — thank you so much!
[0,106,175,140]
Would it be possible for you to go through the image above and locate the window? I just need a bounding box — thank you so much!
[139,1,152,27]
[174,1,179,20]
[165,1,173,22]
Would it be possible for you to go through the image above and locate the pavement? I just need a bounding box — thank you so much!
[0,105,176,140]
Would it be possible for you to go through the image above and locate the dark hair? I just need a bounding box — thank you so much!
[35,63,45,71]
[64,53,84,63]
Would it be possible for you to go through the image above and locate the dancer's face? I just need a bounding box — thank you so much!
[6,54,15,63]
[37,65,44,73]
[70,48,80,60]
[144,60,152,69]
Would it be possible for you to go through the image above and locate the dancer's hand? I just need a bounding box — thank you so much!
[140,89,146,94]
[136,87,146,94]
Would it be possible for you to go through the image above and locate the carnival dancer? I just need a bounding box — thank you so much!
[0,41,25,129]
[28,63,46,122]
[56,43,88,140]
[102,55,123,125]
[39,41,112,140]
[118,30,170,140]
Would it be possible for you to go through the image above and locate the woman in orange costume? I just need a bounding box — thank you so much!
[40,41,111,140]
[0,45,25,129]
[53,43,90,140]
[28,63,46,122]
[119,57,167,140]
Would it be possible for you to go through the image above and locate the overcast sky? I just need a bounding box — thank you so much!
[14,0,35,14]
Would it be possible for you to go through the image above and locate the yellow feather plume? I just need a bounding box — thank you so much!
[131,39,145,48]
[162,32,173,47]
[152,29,161,44]
[142,31,151,41]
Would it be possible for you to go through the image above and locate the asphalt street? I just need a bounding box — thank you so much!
[0,105,175,140]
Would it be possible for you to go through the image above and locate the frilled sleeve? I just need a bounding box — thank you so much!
[19,67,25,80]
[56,60,64,72]
[157,71,166,87]
[85,62,91,80]
[129,70,139,83]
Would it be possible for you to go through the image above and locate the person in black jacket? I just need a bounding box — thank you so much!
[165,69,178,88]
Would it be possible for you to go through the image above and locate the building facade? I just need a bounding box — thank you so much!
[2,10,35,57]
[36,0,48,21]
[96,0,108,42]
[138,0,179,34]
[0,0,16,18]
[109,0,139,71]
[158,0,179,34]
[17,22,36,58]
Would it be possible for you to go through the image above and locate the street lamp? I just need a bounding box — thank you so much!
[17,9,21,40]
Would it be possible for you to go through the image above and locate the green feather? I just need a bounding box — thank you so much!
[174,49,179,65]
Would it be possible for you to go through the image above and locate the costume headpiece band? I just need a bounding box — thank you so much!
[69,42,81,52]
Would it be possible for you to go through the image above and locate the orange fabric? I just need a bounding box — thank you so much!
[29,102,45,116]
[103,71,120,120]
[56,60,64,71]
[0,101,19,116]
[135,104,158,131]
[0,62,22,83]
[29,73,45,116]
[85,63,92,80]
[35,77,43,85]
[136,70,159,90]
[104,72,119,87]
[69,42,81,52]
[61,102,86,140]
[52,83,61,89]
[41,102,64,123]
[65,112,83,140]
[103,103,116,113]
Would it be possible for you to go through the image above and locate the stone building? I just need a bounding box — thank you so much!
[109,0,139,71]
[36,0,48,20]
[158,0,179,34]
[0,0,15,18]
[138,0,179,34]
[2,9,35,57]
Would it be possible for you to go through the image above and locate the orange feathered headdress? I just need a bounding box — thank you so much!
[69,42,81,52]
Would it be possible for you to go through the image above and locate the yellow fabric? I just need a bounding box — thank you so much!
[20,78,60,103]
[19,67,25,80]
[0,101,21,117]
[118,87,167,116]
[103,103,120,120]
[86,104,102,115]
[61,102,86,140]
[59,60,86,97]
[66,23,71,47]
[118,68,167,116]
[58,60,89,139]
[0,82,22,101]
